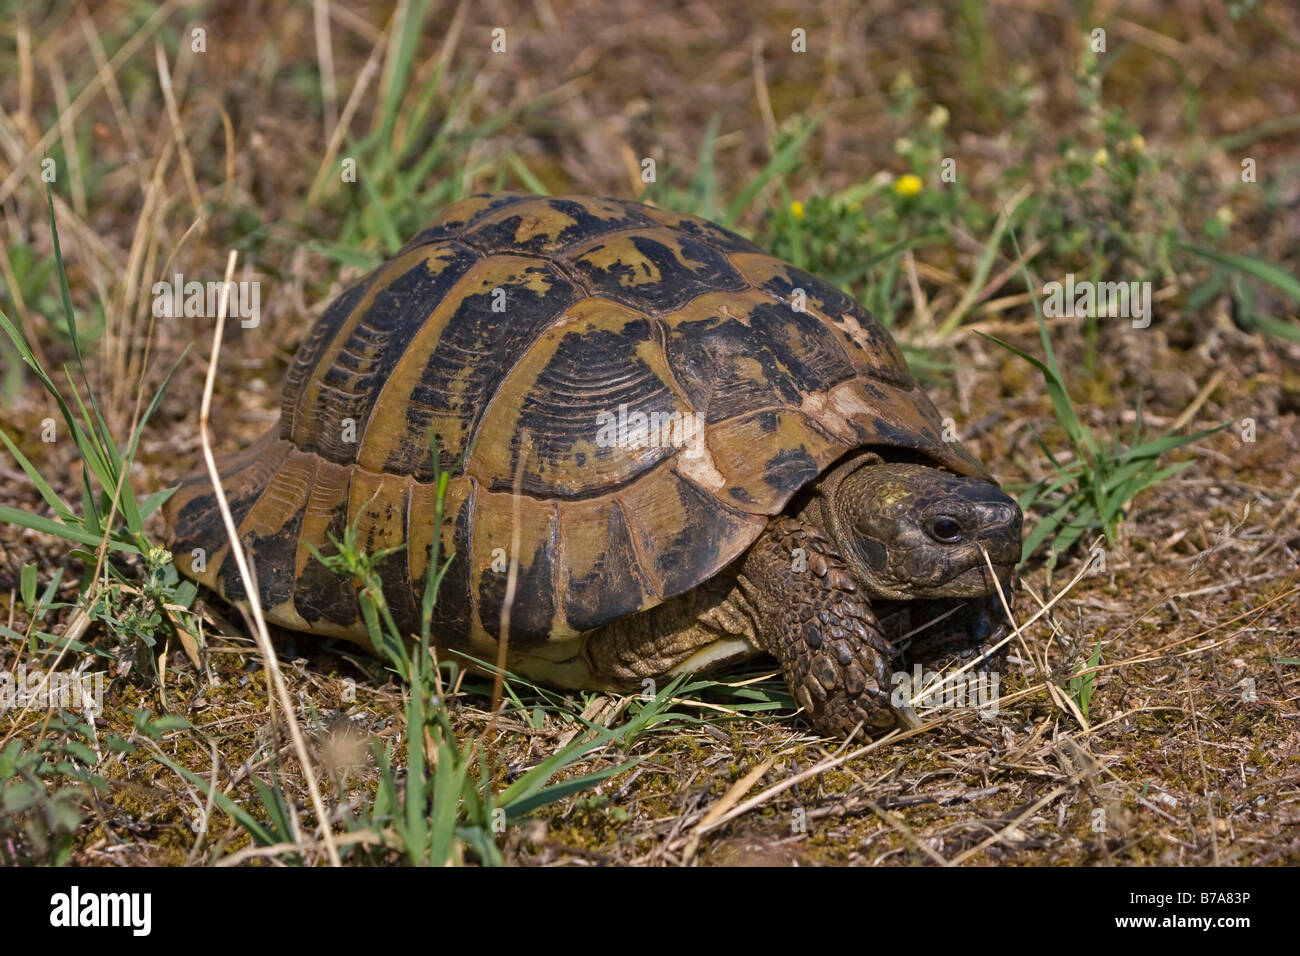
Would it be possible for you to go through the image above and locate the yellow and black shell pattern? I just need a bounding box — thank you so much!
[164,193,990,660]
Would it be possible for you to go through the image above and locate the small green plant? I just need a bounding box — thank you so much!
[0,196,204,864]
[1064,639,1104,721]
[1177,242,1300,343]
[303,0,545,271]
[640,114,822,233]
[981,236,1223,575]
[764,186,948,329]
[756,95,964,332]
[0,195,181,557]
[0,711,115,865]
[85,546,199,676]
[0,191,198,674]
[2,564,67,656]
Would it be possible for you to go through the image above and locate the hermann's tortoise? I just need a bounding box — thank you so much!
[165,193,1022,736]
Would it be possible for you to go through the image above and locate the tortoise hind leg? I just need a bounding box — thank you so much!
[735,517,896,737]
[584,516,899,738]
[582,576,760,691]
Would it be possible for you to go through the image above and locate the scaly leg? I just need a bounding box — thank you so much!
[737,516,896,737]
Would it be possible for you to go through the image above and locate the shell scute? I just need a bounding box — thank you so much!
[570,231,748,314]
[558,497,655,633]
[470,493,560,644]
[468,302,685,499]
[463,195,661,257]
[361,254,583,480]
[289,242,481,464]
[661,290,858,424]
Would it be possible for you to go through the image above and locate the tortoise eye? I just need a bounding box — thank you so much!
[928,516,964,544]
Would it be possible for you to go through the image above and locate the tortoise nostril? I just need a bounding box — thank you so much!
[978,501,1021,532]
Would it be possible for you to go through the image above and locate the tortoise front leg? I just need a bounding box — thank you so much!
[737,517,898,737]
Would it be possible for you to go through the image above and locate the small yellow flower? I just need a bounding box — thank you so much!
[1128,133,1146,154]
[893,174,923,197]
[1215,205,1234,225]
[790,200,805,219]
[1093,147,1109,167]
[927,105,950,129]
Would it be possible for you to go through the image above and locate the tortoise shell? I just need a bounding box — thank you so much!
[164,193,989,661]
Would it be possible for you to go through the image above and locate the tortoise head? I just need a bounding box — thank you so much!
[824,458,1022,600]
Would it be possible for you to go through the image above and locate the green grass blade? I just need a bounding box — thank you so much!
[1176,243,1300,301]
[504,152,550,195]
[504,761,638,820]
[149,751,277,846]
[0,507,139,553]
[725,115,822,226]
[978,331,1089,450]
[0,429,78,522]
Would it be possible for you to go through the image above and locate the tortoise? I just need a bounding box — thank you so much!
[164,192,1022,736]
